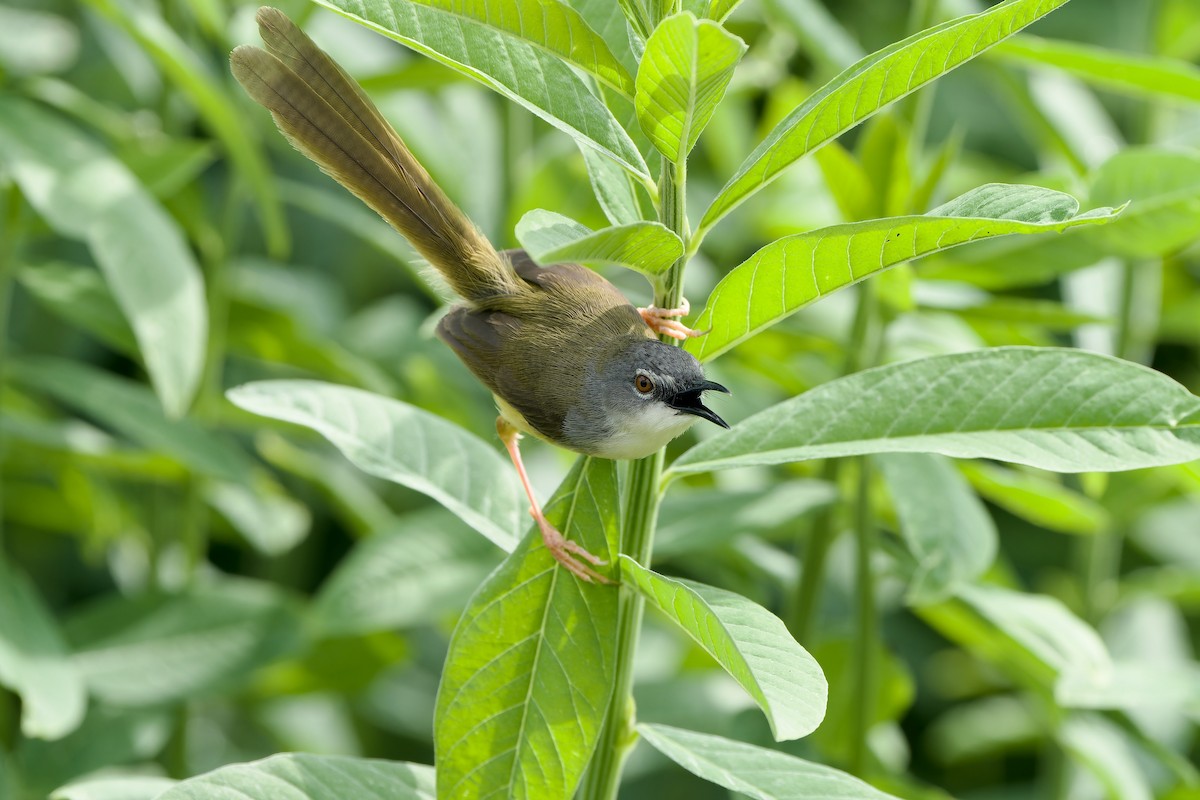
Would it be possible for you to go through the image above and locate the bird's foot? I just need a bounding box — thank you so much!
[639,298,705,340]
[534,511,613,584]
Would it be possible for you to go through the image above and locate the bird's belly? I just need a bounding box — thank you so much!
[494,395,554,444]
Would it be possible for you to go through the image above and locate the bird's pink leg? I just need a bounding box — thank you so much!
[496,418,612,584]
[638,297,705,340]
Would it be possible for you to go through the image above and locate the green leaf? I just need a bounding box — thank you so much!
[0,557,86,740]
[50,775,176,800]
[313,0,650,184]
[876,453,997,605]
[569,0,639,75]
[958,584,1112,688]
[1059,715,1152,800]
[685,0,743,23]
[515,210,683,275]
[155,755,434,800]
[10,357,252,482]
[670,347,1200,476]
[17,263,137,356]
[66,581,301,707]
[205,480,311,557]
[581,146,644,226]
[0,6,79,75]
[959,462,1110,535]
[15,709,171,798]
[0,96,207,417]
[995,35,1200,104]
[1088,147,1200,257]
[697,0,1073,238]
[82,0,288,256]
[435,458,619,800]
[620,557,827,740]
[637,724,902,799]
[313,509,493,636]
[1056,661,1200,713]
[686,184,1121,362]
[635,12,745,163]
[228,381,522,551]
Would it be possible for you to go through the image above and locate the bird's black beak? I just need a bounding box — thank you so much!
[668,380,730,429]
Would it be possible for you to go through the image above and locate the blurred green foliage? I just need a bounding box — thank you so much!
[0,0,1198,799]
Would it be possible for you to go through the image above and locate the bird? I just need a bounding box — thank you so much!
[230,8,729,582]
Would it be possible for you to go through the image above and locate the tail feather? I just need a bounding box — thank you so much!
[231,8,521,302]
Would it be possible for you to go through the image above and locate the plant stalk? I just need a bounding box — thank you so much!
[0,185,28,550]
[581,159,687,800]
[789,279,878,638]
[848,456,877,777]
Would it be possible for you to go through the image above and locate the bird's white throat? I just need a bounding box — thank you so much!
[590,403,699,460]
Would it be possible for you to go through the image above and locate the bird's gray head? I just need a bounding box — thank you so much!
[567,338,730,460]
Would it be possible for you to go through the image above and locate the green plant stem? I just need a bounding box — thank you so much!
[0,185,27,550]
[848,456,877,777]
[789,279,878,638]
[581,159,687,800]
[1079,260,1159,622]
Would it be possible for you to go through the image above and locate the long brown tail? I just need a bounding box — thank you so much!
[231,7,523,302]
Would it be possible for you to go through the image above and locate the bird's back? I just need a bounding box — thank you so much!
[437,251,652,448]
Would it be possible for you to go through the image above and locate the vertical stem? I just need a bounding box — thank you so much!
[581,158,686,800]
[1078,259,1159,622]
[848,456,877,777]
[0,185,28,550]
[789,279,878,638]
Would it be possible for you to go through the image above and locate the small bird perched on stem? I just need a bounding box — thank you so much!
[231,8,729,582]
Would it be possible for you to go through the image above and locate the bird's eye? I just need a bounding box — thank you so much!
[635,374,654,394]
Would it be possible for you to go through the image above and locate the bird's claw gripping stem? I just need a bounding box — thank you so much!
[639,297,705,340]
[497,417,614,584]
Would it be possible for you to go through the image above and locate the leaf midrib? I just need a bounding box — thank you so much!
[693,210,1112,362]
[505,458,591,797]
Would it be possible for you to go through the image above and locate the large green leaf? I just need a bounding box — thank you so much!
[515,210,683,276]
[435,458,619,800]
[51,775,176,800]
[82,0,287,256]
[635,12,745,163]
[959,462,1110,535]
[995,35,1200,104]
[313,0,650,183]
[670,348,1200,476]
[686,184,1121,362]
[313,509,494,636]
[66,581,301,707]
[155,755,434,800]
[696,0,1073,238]
[620,557,826,740]
[957,584,1112,691]
[1088,147,1200,257]
[10,357,252,482]
[227,380,522,551]
[876,453,997,605]
[637,724,902,799]
[0,96,207,417]
[0,557,86,741]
